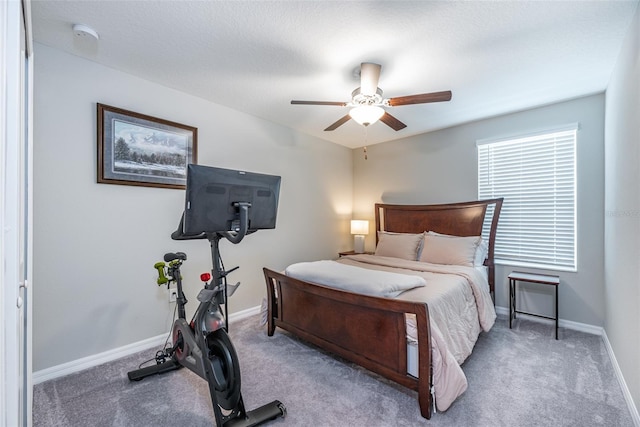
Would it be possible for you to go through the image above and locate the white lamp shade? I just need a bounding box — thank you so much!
[350,220,369,235]
[349,106,385,126]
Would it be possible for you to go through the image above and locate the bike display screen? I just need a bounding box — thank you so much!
[182,164,281,234]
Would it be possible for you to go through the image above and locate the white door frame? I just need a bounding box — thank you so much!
[1,0,33,425]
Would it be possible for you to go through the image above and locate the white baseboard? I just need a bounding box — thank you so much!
[601,330,640,427]
[495,305,603,335]
[33,305,262,385]
[30,305,606,384]
[496,305,639,425]
[32,333,169,385]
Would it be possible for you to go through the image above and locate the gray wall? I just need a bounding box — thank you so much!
[32,44,353,371]
[353,94,605,327]
[604,4,640,412]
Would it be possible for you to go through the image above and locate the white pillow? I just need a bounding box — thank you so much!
[474,238,489,266]
[374,231,424,261]
[420,232,481,266]
[426,231,487,266]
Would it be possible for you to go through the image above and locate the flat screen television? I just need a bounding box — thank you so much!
[182,164,281,235]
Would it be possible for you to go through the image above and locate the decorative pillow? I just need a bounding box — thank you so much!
[426,231,487,265]
[374,231,424,261]
[420,232,481,266]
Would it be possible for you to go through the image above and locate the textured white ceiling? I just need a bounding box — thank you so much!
[31,1,638,148]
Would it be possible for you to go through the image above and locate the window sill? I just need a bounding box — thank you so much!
[494,259,577,273]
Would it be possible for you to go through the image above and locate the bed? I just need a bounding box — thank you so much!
[262,198,503,419]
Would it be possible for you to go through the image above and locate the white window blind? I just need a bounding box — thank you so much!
[477,125,577,271]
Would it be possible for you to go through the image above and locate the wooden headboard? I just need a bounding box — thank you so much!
[374,198,503,299]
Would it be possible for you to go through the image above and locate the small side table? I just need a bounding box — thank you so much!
[509,271,560,339]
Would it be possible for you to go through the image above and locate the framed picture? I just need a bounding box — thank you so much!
[97,103,197,189]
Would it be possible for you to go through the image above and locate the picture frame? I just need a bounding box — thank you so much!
[97,103,197,189]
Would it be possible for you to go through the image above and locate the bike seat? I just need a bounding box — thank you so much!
[164,252,187,262]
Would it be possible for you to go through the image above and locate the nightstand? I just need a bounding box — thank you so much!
[338,250,374,257]
[509,271,560,339]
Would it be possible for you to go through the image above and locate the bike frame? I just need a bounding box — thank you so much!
[128,202,285,427]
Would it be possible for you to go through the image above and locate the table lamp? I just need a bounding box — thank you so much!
[350,220,369,253]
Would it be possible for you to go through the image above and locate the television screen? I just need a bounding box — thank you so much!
[182,164,281,234]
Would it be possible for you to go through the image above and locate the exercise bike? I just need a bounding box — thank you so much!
[127,202,285,426]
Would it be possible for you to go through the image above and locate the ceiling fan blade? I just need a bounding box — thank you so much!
[291,100,348,106]
[360,62,381,96]
[324,115,351,131]
[387,90,452,107]
[380,112,407,131]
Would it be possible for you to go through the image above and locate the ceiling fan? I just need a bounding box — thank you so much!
[291,62,452,132]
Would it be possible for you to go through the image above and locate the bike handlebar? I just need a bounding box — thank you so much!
[171,214,207,241]
[170,202,253,245]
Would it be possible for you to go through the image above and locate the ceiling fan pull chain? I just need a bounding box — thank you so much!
[363,127,368,160]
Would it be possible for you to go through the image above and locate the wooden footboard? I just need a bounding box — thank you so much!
[263,268,433,419]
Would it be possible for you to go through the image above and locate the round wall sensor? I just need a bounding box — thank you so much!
[72,24,99,41]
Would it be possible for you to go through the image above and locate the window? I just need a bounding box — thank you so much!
[477,125,577,271]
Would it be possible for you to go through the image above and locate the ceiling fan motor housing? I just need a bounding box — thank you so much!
[351,87,383,106]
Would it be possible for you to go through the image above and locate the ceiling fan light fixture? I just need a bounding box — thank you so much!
[349,105,385,127]
[291,62,451,132]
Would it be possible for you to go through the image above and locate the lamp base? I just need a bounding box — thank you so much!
[353,235,365,254]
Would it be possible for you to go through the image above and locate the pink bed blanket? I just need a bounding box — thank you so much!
[332,254,496,412]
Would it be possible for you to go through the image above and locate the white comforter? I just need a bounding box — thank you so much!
[294,254,496,412]
[285,260,426,298]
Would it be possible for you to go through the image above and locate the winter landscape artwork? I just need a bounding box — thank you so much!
[97,104,197,189]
